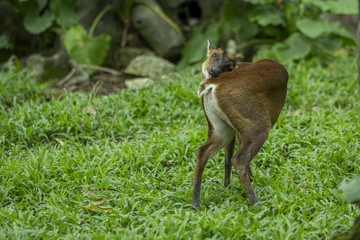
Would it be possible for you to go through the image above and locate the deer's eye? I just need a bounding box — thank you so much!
[212,53,218,59]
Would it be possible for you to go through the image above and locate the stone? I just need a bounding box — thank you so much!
[125,55,175,79]
[114,47,151,67]
[156,0,187,8]
[125,78,154,90]
[26,50,71,81]
[131,1,183,61]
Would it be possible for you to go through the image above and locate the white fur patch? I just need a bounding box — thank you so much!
[202,84,235,146]
[202,64,211,81]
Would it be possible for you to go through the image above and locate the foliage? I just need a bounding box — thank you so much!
[179,0,357,65]
[236,0,357,62]
[177,22,221,69]
[64,6,114,73]
[0,55,359,239]
[8,0,79,34]
[64,25,111,71]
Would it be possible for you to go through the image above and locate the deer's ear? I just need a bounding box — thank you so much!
[207,40,217,57]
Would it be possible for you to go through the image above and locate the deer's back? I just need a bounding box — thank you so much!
[205,59,288,126]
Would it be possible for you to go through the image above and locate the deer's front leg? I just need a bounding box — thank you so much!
[192,136,224,208]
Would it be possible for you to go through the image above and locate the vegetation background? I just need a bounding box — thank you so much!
[0,0,360,239]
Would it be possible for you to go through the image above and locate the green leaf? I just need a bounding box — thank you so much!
[0,34,13,49]
[50,0,78,29]
[64,25,111,73]
[273,33,311,61]
[249,8,285,26]
[327,0,358,14]
[243,0,274,4]
[305,0,358,14]
[222,0,258,40]
[177,23,221,70]
[24,8,55,34]
[296,19,326,38]
[37,0,47,10]
[297,18,356,45]
[317,37,342,52]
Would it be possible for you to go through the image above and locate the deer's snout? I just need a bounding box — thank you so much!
[209,67,221,77]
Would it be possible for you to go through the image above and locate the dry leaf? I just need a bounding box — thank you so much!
[55,138,65,146]
[95,207,112,212]
[87,190,97,195]
[83,105,97,115]
[294,109,302,115]
[300,187,306,193]
[91,198,107,206]
[160,161,171,168]
[79,198,111,212]
[270,204,281,212]
[210,177,221,186]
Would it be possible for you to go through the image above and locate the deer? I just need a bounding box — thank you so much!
[192,40,288,208]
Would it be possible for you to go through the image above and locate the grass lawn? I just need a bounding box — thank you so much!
[0,55,359,239]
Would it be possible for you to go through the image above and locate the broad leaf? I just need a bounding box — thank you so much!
[24,8,55,34]
[0,34,12,49]
[50,0,78,29]
[64,25,111,73]
[274,33,311,61]
[243,0,274,4]
[177,23,221,70]
[297,18,356,45]
[249,8,285,26]
[222,0,258,39]
[304,0,358,14]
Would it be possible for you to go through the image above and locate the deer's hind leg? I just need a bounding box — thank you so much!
[231,124,270,206]
[224,136,235,187]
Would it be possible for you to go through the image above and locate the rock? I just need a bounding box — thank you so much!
[125,77,154,90]
[131,0,183,61]
[125,55,175,79]
[26,50,71,81]
[114,47,151,67]
[156,0,187,8]
[55,62,90,88]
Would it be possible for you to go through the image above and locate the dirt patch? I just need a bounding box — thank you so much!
[66,72,126,95]
[47,69,126,100]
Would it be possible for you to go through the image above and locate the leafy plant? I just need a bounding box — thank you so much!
[64,6,113,73]
[241,0,357,61]
[179,0,357,65]
[177,22,221,70]
[9,0,79,34]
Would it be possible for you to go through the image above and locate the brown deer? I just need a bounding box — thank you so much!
[192,41,288,207]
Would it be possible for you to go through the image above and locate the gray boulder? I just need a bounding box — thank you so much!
[26,50,71,81]
[125,55,175,79]
[131,1,183,61]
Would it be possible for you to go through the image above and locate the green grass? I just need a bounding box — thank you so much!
[0,55,359,239]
